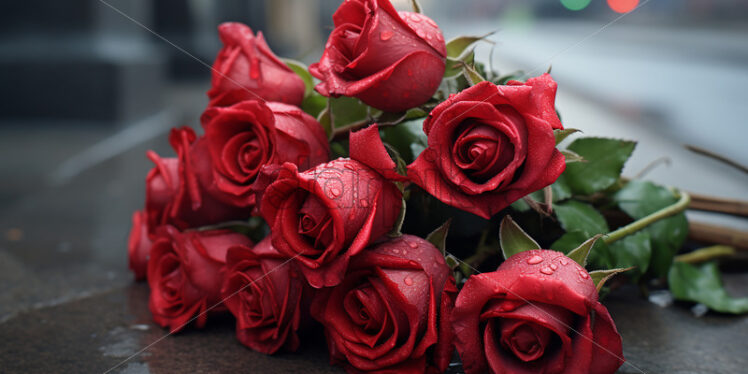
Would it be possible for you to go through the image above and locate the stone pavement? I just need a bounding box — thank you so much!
[0,84,746,373]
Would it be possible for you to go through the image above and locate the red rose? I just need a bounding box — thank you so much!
[200,100,330,208]
[128,152,180,280]
[310,0,446,112]
[452,250,624,374]
[207,22,305,107]
[166,127,254,226]
[222,237,309,354]
[144,151,180,231]
[407,75,566,219]
[127,210,152,281]
[147,226,253,332]
[311,235,456,374]
[260,159,402,288]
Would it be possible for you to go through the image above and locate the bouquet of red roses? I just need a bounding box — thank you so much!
[127,1,745,373]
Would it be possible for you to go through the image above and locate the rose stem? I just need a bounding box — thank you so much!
[674,245,736,264]
[603,190,691,245]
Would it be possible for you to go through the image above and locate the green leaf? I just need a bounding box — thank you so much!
[317,106,332,139]
[282,58,314,98]
[444,51,475,78]
[590,267,633,292]
[511,199,530,212]
[554,200,609,236]
[614,180,688,276]
[499,216,540,260]
[445,33,493,59]
[551,174,572,202]
[380,118,427,163]
[528,174,571,204]
[603,231,651,278]
[301,92,327,119]
[330,96,370,128]
[426,219,451,254]
[566,234,602,267]
[554,128,580,145]
[553,231,592,253]
[329,141,347,158]
[563,137,636,195]
[560,149,585,163]
[669,261,748,314]
[462,63,485,86]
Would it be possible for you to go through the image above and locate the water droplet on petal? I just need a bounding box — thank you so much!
[560,259,568,266]
[344,163,355,170]
[579,270,589,279]
[360,199,369,207]
[550,264,558,270]
[404,276,414,286]
[329,187,341,197]
[393,249,400,254]
[527,255,543,265]
[408,241,418,249]
[380,30,393,41]
[416,29,425,39]
[540,267,553,275]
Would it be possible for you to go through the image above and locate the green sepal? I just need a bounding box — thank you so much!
[590,267,633,292]
[426,219,452,255]
[499,216,541,260]
[566,234,603,267]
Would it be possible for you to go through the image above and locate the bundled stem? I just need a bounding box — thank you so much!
[603,190,691,245]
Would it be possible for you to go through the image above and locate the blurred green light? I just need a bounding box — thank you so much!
[560,0,591,11]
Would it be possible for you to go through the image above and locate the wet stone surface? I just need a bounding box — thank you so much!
[0,280,746,373]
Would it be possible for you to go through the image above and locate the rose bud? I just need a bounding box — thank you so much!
[144,151,180,230]
[200,100,330,208]
[207,22,305,107]
[166,127,254,227]
[260,158,402,288]
[147,226,253,332]
[222,237,310,354]
[127,210,152,281]
[311,235,457,374]
[310,0,446,112]
[128,152,180,280]
[407,74,567,219]
[452,250,624,374]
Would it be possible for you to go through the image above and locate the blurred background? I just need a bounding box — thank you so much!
[0,1,747,372]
